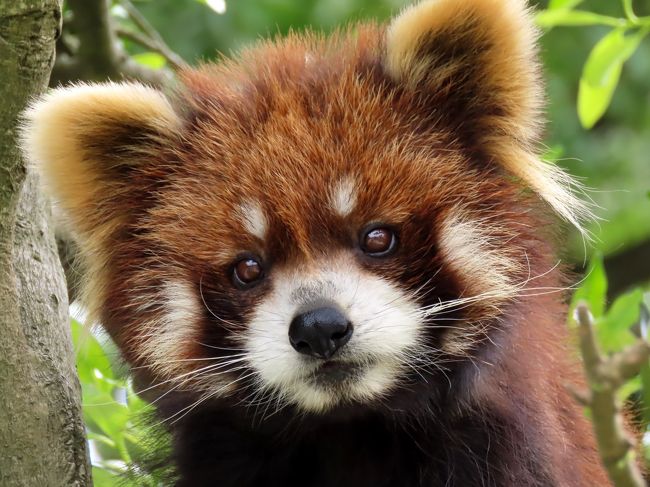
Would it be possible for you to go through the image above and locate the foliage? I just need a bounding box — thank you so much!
[72,318,138,485]
[538,0,649,129]
[570,258,650,467]
[539,1,649,133]
[72,319,169,486]
[538,0,650,257]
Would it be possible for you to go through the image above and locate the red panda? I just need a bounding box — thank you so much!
[20,0,611,485]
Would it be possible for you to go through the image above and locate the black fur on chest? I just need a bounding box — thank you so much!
[158,394,552,487]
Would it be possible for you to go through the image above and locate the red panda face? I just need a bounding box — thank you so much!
[21,0,589,415]
[136,78,535,412]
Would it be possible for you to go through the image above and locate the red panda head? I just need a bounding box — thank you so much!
[21,0,588,414]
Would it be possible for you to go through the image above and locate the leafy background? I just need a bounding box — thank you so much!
[71,0,650,484]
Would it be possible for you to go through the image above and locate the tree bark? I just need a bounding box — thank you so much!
[0,1,91,486]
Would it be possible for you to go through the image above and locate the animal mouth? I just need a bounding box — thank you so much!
[308,360,365,386]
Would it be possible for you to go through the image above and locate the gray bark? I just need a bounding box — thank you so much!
[0,1,91,486]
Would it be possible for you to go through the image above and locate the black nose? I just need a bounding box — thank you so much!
[289,307,353,359]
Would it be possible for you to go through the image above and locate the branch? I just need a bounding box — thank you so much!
[574,302,648,487]
[50,0,181,87]
[116,27,188,71]
[622,0,639,23]
[119,0,188,70]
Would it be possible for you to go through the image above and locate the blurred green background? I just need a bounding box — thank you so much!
[65,0,650,484]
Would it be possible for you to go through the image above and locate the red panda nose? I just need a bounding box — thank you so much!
[288,307,353,360]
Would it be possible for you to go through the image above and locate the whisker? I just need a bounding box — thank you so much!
[199,273,239,328]
[163,371,260,426]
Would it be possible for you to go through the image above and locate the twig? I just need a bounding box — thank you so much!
[119,0,187,70]
[50,0,174,87]
[120,0,165,45]
[622,0,639,23]
[116,27,187,71]
[574,301,648,487]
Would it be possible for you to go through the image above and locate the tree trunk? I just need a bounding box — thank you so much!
[0,1,91,486]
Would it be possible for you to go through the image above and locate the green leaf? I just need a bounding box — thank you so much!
[596,288,643,352]
[91,466,121,487]
[82,384,130,447]
[571,254,607,318]
[582,29,627,85]
[125,379,152,415]
[548,0,584,10]
[87,432,117,450]
[71,318,114,386]
[93,459,128,475]
[617,374,641,403]
[132,52,167,69]
[578,66,622,129]
[536,10,623,29]
[578,28,649,128]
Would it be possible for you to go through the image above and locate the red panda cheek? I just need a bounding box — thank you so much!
[437,209,523,301]
[434,208,528,356]
[133,279,205,380]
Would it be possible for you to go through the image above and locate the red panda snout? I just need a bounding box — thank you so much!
[243,258,424,413]
[288,305,353,359]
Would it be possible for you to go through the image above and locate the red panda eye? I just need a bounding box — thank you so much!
[361,227,397,257]
[233,258,263,287]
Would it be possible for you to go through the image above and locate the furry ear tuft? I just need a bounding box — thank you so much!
[20,82,181,241]
[385,0,592,233]
[385,0,541,144]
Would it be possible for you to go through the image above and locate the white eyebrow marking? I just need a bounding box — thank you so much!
[330,176,357,217]
[238,200,267,240]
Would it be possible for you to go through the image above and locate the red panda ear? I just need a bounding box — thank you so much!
[20,82,181,242]
[384,0,541,145]
[384,0,591,233]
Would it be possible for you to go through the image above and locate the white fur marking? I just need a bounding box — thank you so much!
[139,280,201,377]
[243,258,421,412]
[329,177,357,217]
[439,210,520,298]
[238,200,267,240]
